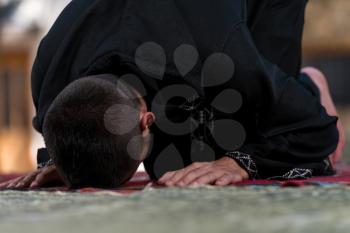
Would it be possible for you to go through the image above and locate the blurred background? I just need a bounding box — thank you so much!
[0,0,349,173]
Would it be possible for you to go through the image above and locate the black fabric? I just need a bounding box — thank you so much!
[298,72,321,99]
[37,148,50,168]
[32,0,338,180]
[246,0,306,78]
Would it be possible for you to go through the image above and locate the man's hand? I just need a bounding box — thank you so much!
[0,165,63,190]
[158,157,249,187]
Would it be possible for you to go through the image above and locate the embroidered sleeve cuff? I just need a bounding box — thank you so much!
[37,159,54,169]
[225,151,258,179]
[266,168,313,180]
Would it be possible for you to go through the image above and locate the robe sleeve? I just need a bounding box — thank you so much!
[225,65,338,180]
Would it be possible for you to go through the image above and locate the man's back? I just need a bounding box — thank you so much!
[32,0,247,132]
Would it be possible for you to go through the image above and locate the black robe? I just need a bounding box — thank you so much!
[32,0,338,180]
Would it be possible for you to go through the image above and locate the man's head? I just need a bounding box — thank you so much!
[42,74,155,188]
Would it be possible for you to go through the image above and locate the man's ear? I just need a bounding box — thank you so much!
[140,112,155,131]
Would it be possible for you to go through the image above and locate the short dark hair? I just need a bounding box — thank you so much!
[43,74,144,188]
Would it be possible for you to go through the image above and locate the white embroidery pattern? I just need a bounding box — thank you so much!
[37,159,54,169]
[267,168,313,180]
[226,151,258,179]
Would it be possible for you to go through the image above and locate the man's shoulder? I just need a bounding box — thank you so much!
[35,0,96,59]
[42,0,96,42]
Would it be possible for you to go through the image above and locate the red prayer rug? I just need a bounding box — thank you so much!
[1,164,350,194]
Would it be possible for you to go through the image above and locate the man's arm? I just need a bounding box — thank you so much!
[158,0,338,185]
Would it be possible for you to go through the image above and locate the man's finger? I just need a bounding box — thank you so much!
[158,171,176,183]
[12,177,29,189]
[191,171,223,186]
[215,174,232,186]
[6,177,23,188]
[7,177,25,189]
[166,163,208,186]
[164,169,185,186]
[14,170,42,189]
[30,173,46,188]
[0,180,13,189]
[175,167,212,186]
[15,173,38,189]
[14,176,31,188]
[215,173,242,186]
[0,177,17,188]
[30,169,51,188]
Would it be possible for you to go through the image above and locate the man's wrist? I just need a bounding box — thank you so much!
[221,157,249,179]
